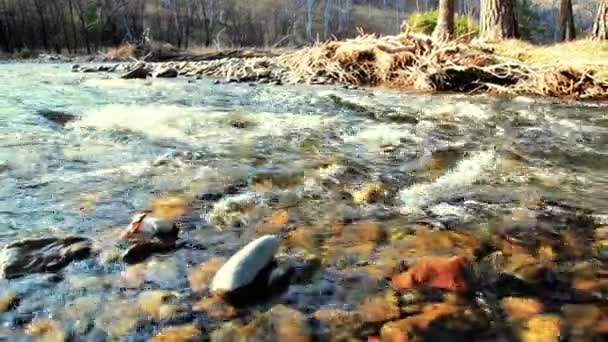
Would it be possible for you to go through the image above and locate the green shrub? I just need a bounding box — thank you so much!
[404,10,479,37]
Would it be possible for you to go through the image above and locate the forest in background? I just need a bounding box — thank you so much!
[0,0,605,55]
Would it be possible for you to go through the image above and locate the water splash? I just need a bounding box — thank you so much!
[399,150,497,212]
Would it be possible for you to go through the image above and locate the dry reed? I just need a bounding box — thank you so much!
[278,33,608,100]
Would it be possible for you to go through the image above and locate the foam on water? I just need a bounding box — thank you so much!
[72,104,199,144]
[71,104,335,149]
[344,123,422,148]
[426,101,493,121]
[399,150,497,212]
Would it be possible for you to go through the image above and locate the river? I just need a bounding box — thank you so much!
[1,63,608,340]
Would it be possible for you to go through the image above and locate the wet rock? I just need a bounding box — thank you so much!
[519,314,562,342]
[121,63,148,79]
[188,258,226,292]
[118,263,147,287]
[414,229,479,258]
[66,274,110,290]
[37,109,77,127]
[349,183,385,204]
[142,257,188,289]
[313,309,362,340]
[121,240,177,264]
[64,296,101,321]
[219,305,310,341]
[356,290,400,324]
[154,67,179,78]
[150,324,202,342]
[211,235,280,295]
[286,227,320,251]
[257,210,290,234]
[0,289,17,312]
[380,303,485,342]
[120,213,179,241]
[0,236,93,279]
[138,290,179,320]
[192,296,236,320]
[562,304,608,334]
[25,319,65,342]
[94,300,141,338]
[391,256,470,293]
[341,220,386,244]
[500,297,544,321]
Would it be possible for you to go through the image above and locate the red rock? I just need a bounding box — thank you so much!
[391,256,469,292]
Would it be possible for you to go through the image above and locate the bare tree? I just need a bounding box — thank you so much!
[479,0,518,40]
[593,0,607,40]
[433,0,455,40]
[559,0,576,41]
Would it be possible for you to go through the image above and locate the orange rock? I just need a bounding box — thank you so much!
[150,324,201,342]
[188,258,226,292]
[391,256,469,292]
[501,297,544,321]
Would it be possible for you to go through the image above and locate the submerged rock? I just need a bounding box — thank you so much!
[151,324,202,342]
[37,109,77,126]
[210,235,280,295]
[391,256,470,293]
[121,63,148,79]
[0,289,17,312]
[25,319,65,342]
[0,237,92,279]
[154,67,179,78]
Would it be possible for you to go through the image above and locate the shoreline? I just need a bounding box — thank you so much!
[6,33,608,100]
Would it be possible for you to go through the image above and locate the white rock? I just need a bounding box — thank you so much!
[211,235,280,293]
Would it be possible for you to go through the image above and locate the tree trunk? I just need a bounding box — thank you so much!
[68,0,79,52]
[433,0,455,41]
[593,0,608,40]
[558,0,576,41]
[479,0,518,40]
[33,0,50,51]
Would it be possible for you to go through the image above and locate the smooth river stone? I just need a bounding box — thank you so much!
[0,237,93,279]
[211,235,280,294]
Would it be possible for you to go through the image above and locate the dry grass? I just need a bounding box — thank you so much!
[488,39,608,81]
[106,44,135,59]
[279,33,608,100]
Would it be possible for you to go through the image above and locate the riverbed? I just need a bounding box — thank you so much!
[1,63,608,341]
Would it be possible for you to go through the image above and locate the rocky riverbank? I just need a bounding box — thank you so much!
[72,56,342,86]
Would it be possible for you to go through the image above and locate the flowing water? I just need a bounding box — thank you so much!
[1,63,608,340]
